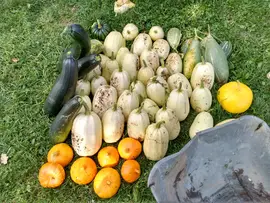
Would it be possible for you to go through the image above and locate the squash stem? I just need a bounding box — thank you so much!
[236,80,241,91]
[97,19,102,29]
[142,60,147,67]
[162,103,167,110]
[177,82,183,92]
[118,65,123,72]
[160,58,165,68]
[111,52,115,60]
[196,29,208,36]
[82,99,91,115]
[151,76,157,83]
[194,29,202,40]
[112,103,117,111]
[201,56,205,65]
[156,120,165,129]
[136,105,143,113]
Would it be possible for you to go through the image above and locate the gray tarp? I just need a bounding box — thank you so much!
[148,115,270,203]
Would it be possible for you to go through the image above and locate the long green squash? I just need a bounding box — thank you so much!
[44,56,78,116]
[50,95,83,143]
[58,42,81,71]
[183,30,201,79]
[203,30,229,84]
[78,54,101,79]
[62,24,90,58]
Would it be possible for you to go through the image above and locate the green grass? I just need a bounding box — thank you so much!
[1,0,269,202]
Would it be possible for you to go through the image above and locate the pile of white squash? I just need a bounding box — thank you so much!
[72,23,215,161]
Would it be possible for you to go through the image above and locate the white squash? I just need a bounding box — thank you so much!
[104,31,126,58]
[131,33,152,56]
[146,76,170,107]
[167,73,192,97]
[149,26,164,41]
[117,89,140,121]
[141,98,159,122]
[130,80,147,101]
[78,95,92,114]
[72,105,102,156]
[122,23,139,41]
[190,82,212,112]
[102,104,125,143]
[190,59,215,90]
[90,76,108,96]
[153,39,170,59]
[102,55,119,83]
[140,49,159,71]
[137,60,155,85]
[122,52,139,81]
[189,112,214,139]
[86,64,101,81]
[156,58,170,80]
[143,121,169,161]
[155,107,180,140]
[116,47,129,65]
[92,85,118,118]
[166,84,190,121]
[110,67,130,97]
[127,106,150,141]
[166,53,182,75]
[75,79,91,96]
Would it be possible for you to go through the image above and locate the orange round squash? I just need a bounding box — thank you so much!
[38,162,65,188]
[98,146,120,167]
[217,81,253,114]
[121,160,141,183]
[94,167,121,199]
[118,137,142,160]
[70,157,97,185]
[47,143,74,167]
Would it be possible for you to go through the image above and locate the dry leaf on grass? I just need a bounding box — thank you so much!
[11,58,19,63]
[0,154,8,165]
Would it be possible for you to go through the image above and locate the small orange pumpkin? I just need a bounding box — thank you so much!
[93,167,121,199]
[118,137,142,160]
[98,146,120,167]
[121,160,141,183]
[38,162,65,188]
[70,157,97,185]
[47,143,74,167]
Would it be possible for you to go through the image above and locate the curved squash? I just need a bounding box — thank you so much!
[50,95,83,143]
[44,56,78,117]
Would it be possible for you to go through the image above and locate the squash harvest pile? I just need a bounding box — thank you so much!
[39,21,253,199]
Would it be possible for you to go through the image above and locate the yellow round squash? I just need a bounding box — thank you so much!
[217,81,253,114]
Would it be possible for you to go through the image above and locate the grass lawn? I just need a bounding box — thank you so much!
[1,0,269,202]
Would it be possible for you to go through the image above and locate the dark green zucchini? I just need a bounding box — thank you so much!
[62,24,90,58]
[44,56,78,117]
[49,95,83,143]
[78,54,101,79]
[58,42,81,71]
